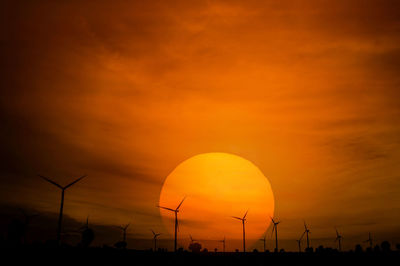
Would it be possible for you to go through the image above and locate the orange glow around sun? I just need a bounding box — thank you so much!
[159,153,274,251]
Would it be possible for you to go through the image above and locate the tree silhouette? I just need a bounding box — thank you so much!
[80,223,94,247]
[189,242,202,253]
[6,219,24,246]
[381,241,391,252]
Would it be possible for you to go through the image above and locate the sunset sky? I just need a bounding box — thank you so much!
[1,0,400,251]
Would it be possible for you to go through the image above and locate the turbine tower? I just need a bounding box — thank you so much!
[219,236,226,253]
[335,228,343,251]
[232,210,248,253]
[364,232,373,248]
[259,233,266,252]
[151,229,161,251]
[303,221,311,250]
[157,196,186,252]
[39,174,87,244]
[270,217,280,252]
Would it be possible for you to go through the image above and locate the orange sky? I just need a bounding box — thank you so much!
[1,0,400,251]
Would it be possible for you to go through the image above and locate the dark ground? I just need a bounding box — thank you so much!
[2,247,399,266]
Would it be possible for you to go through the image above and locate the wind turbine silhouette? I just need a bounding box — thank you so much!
[189,234,198,243]
[335,228,343,251]
[151,229,161,251]
[296,239,302,253]
[259,233,267,252]
[302,221,311,250]
[270,217,280,252]
[117,224,130,242]
[19,209,39,244]
[19,209,39,224]
[219,236,226,253]
[157,196,186,252]
[297,230,306,252]
[364,232,373,248]
[232,210,248,253]
[39,174,87,244]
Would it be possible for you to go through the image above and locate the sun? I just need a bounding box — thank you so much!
[159,152,275,251]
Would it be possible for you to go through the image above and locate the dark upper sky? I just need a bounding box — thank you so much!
[1,0,400,251]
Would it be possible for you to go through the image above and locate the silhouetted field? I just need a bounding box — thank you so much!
[1,246,399,266]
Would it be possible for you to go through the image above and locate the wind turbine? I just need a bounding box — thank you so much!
[219,236,226,253]
[364,232,373,248]
[189,234,198,243]
[335,228,343,251]
[297,231,305,252]
[157,196,186,252]
[19,209,39,224]
[296,239,302,253]
[303,221,311,250]
[270,217,280,252]
[259,233,267,252]
[151,229,161,251]
[19,209,39,244]
[232,210,248,253]
[39,174,87,244]
[117,224,130,242]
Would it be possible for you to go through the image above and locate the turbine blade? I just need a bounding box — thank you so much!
[243,210,248,219]
[64,175,87,189]
[176,196,186,210]
[157,206,176,212]
[125,224,130,230]
[39,175,63,189]
[232,216,242,220]
[151,229,156,235]
[300,231,306,240]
